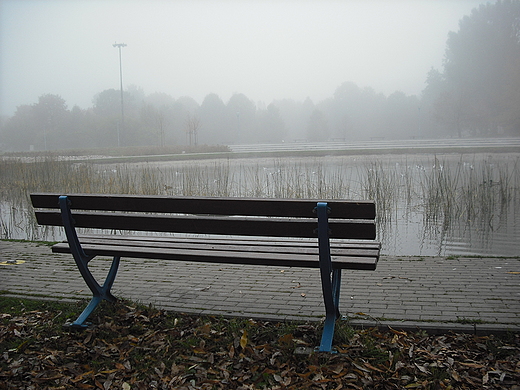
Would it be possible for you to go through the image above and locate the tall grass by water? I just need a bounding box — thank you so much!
[1,154,519,253]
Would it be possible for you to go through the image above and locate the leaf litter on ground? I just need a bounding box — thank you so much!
[1,297,519,389]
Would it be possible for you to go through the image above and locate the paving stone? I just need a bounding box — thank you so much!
[1,241,519,332]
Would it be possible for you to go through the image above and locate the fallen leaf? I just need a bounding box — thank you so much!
[365,362,385,372]
[329,364,344,375]
[198,323,211,335]
[404,383,423,388]
[278,333,293,345]
[389,326,407,336]
[240,330,248,350]
[100,369,118,374]
[270,351,282,366]
[451,371,461,381]
[414,363,430,374]
[352,362,371,373]
[76,384,95,389]
[459,362,486,368]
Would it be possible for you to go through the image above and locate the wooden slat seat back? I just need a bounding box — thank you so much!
[30,193,376,240]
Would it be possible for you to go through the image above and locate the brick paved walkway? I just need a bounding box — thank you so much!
[1,240,519,334]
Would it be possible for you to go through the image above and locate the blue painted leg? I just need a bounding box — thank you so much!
[332,268,342,319]
[102,255,121,303]
[315,202,342,352]
[319,269,342,352]
[70,255,120,328]
[71,296,102,328]
[59,196,121,328]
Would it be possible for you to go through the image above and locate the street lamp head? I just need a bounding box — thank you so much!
[113,42,127,48]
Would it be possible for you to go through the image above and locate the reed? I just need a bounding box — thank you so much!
[1,154,519,253]
[360,161,400,224]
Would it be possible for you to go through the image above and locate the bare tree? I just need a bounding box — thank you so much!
[185,114,201,146]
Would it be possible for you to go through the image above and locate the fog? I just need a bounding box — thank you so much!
[0,0,488,117]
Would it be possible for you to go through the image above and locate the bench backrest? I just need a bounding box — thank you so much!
[30,193,377,240]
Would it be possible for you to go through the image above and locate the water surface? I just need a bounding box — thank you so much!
[1,152,518,257]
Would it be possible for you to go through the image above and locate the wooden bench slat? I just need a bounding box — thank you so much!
[31,193,376,219]
[70,236,381,258]
[51,242,378,270]
[35,210,377,239]
[79,234,382,250]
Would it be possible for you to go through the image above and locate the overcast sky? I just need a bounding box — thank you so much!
[0,0,491,116]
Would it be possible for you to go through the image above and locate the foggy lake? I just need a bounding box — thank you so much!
[2,151,519,257]
[147,153,520,257]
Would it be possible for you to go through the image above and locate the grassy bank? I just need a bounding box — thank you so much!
[1,296,519,389]
[3,142,519,164]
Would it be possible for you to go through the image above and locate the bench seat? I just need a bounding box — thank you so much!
[52,235,379,269]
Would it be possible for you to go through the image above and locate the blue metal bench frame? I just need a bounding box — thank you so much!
[59,196,121,328]
[316,202,342,352]
[53,195,373,352]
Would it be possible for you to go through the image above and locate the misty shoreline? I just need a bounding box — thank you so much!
[50,138,520,164]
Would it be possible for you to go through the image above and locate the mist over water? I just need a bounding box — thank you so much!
[2,152,518,257]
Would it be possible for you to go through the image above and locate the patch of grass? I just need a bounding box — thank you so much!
[394,256,426,261]
[446,255,459,260]
[333,321,356,344]
[0,295,81,319]
[456,317,485,324]
[485,334,519,359]
[1,238,58,246]
[430,366,450,382]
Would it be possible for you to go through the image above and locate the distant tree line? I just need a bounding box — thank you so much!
[1,0,518,152]
[422,0,520,137]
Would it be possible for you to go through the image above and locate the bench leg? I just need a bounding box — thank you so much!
[59,196,121,328]
[319,268,342,352]
[70,256,121,328]
[316,202,342,352]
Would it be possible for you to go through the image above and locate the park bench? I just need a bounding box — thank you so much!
[30,193,380,352]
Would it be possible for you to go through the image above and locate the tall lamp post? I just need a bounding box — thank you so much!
[236,111,240,144]
[113,42,126,147]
